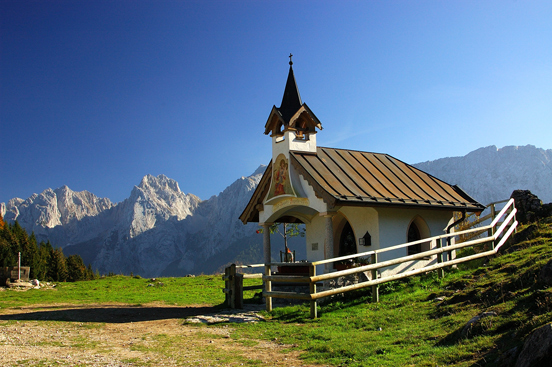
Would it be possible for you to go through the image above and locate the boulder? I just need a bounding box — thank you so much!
[511,190,542,224]
[461,311,497,338]
[515,323,552,367]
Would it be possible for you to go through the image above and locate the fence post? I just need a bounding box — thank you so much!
[235,273,244,309]
[310,263,317,319]
[229,264,237,308]
[437,238,444,279]
[265,264,272,312]
[224,266,230,307]
[371,253,379,303]
[489,204,496,251]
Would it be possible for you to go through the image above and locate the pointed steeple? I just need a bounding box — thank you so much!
[278,54,302,124]
[264,55,322,139]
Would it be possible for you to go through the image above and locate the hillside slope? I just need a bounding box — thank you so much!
[232,214,552,366]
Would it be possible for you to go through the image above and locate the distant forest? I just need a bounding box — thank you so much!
[0,214,95,282]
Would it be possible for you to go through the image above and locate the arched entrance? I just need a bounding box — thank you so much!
[339,221,356,257]
[407,221,422,255]
[407,216,431,255]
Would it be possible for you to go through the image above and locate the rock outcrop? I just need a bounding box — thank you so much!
[515,323,552,367]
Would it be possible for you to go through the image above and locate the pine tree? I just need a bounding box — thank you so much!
[0,223,17,267]
[35,241,52,281]
[21,232,39,279]
[87,264,95,280]
[48,247,68,282]
[66,254,87,282]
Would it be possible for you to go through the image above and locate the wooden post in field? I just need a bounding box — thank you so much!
[310,263,317,319]
[371,253,379,303]
[224,266,230,307]
[437,238,444,279]
[229,264,236,308]
[265,264,272,312]
[235,273,244,309]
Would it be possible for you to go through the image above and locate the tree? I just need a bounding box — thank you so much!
[48,247,68,282]
[257,222,305,261]
[66,254,88,282]
[22,232,39,279]
[34,241,52,281]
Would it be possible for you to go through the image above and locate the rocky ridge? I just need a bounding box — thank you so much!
[2,144,551,276]
[1,167,265,277]
[413,145,552,204]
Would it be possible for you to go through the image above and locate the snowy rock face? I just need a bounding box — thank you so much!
[122,174,200,238]
[0,169,265,277]
[1,187,113,237]
[413,145,552,205]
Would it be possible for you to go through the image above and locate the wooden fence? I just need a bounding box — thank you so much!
[225,198,517,318]
[223,263,264,309]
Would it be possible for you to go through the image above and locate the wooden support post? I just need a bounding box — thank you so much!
[489,204,496,251]
[437,238,444,279]
[229,264,236,308]
[371,253,379,303]
[224,266,231,307]
[235,273,244,309]
[310,263,317,319]
[265,264,272,312]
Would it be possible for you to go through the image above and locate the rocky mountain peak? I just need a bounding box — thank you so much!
[251,165,267,177]
[138,174,181,194]
[123,175,201,239]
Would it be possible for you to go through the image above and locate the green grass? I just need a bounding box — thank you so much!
[0,274,259,309]
[1,220,551,366]
[227,220,552,366]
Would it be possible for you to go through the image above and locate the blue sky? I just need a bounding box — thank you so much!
[1,1,551,204]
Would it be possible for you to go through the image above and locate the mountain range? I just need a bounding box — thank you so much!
[2,144,551,277]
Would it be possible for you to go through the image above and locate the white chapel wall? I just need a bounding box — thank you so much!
[376,207,453,277]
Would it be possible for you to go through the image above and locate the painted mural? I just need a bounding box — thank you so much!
[267,154,295,201]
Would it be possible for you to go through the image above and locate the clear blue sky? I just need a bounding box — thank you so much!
[1,1,551,204]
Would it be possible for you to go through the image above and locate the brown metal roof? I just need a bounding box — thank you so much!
[291,147,484,211]
[240,147,484,224]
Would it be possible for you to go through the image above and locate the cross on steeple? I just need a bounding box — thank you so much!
[289,53,293,66]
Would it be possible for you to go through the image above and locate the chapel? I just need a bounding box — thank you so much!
[240,57,484,277]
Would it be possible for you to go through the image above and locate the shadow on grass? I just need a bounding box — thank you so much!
[0,303,227,323]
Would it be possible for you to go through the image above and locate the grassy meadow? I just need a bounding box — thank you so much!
[1,219,551,366]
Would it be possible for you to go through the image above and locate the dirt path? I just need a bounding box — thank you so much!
[0,303,324,366]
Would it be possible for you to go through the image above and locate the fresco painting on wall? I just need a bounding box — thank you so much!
[267,154,295,200]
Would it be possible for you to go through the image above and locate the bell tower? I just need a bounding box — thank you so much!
[264,55,322,163]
